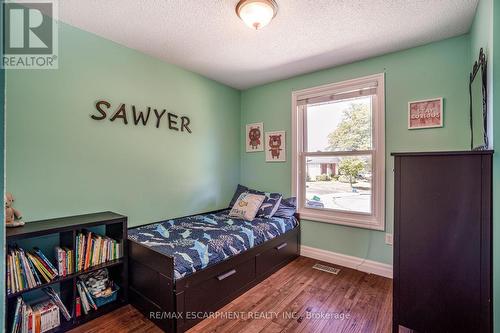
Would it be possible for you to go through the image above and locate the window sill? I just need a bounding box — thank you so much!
[298,210,385,231]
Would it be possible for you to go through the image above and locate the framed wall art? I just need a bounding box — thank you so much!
[408,98,443,129]
[246,122,264,152]
[265,131,286,162]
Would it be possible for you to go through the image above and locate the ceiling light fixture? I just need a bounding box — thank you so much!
[236,0,278,30]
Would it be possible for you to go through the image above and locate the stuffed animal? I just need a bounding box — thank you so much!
[5,192,24,227]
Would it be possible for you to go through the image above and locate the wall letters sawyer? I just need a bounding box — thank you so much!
[92,99,192,133]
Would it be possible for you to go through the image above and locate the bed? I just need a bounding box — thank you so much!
[127,209,300,333]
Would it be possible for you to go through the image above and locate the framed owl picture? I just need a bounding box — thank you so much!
[265,131,286,162]
[246,122,264,152]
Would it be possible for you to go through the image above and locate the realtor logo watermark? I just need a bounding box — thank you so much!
[2,0,58,69]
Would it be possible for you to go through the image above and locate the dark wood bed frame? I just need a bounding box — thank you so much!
[128,210,301,333]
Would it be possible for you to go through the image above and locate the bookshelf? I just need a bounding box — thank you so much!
[6,212,128,333]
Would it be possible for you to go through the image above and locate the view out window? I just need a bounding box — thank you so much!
[292,74,385,230]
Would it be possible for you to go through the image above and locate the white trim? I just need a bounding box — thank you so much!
[292,74,382,101]
[298,211,384,230]
[291,73,386,230]
[300,245,392,279]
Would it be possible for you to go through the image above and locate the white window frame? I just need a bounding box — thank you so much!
[291,73,385,230]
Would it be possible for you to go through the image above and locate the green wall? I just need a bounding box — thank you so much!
[240,35,471,264]
[471,0,493,63]
[470,0,493,144]
[5,22,241,228]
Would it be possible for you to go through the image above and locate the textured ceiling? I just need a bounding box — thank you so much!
[55,0,479,89]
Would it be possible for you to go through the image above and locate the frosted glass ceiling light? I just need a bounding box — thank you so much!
[236,0,278,30]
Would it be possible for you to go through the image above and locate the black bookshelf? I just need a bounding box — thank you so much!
[5,212,128,333]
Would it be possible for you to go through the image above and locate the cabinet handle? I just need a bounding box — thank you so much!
[275,242,288,251]
[217,269,237,281]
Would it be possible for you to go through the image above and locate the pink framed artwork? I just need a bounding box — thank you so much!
[408,98,443,129]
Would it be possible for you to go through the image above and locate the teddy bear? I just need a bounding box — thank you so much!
[5,192,24,227]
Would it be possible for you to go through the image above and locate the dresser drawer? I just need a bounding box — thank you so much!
[256,232,298,276]
[183,257,256,314]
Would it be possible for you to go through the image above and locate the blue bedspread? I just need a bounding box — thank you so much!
[128,210,298,280]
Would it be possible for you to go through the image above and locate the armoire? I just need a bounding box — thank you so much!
[392,151,492,332]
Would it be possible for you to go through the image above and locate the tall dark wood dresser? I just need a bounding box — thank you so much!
[392,151,493,333]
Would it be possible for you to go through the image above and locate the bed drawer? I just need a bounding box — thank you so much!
[256,232,298,276]
[129,259,174,311]
[184,257,256,314]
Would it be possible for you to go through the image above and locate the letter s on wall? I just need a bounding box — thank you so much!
[92,100,111,120]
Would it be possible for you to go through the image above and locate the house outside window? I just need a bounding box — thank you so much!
[291,73,385,230]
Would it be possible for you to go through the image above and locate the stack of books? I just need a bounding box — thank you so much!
[76,280,97,315]
[10,297,60,333]
[54,247,73,277]
[76,268,115,316]
[75,231,121,272]
[7,248,59,295]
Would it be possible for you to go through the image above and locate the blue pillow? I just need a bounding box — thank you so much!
[256,193,283,218]
[274,197,297,218]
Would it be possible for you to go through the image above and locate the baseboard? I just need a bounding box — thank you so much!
[300,245,393,279]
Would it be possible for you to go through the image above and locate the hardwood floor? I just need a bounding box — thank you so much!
[69,256,392,333]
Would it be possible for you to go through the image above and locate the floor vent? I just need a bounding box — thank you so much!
[312,263,341,275]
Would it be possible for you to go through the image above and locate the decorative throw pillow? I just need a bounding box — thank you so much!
[257,193,283,218]
[228,184,250,208]
[229,193,265,221]
[273,197,297,218]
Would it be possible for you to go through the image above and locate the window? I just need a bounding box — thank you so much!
[291,74,385,230]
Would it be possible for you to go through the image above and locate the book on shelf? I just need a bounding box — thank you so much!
[10,297,22,333]
[25,252,54,284]
[54,247,73,277]
[76,283,90,315]
[76,280,97,313]
[75,231,121,272]
[7,247,59,295]
[10,297,61,333]
[33,248,58,276]
[32,299,60,333]
[75,297,81,318]
[7,245,77,295]
[42,287,71,321]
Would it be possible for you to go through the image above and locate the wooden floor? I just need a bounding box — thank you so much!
[69,256,392,333]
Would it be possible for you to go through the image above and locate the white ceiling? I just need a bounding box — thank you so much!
[55,0,479,90]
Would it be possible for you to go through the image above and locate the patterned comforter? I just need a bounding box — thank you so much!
[128,210,298,280]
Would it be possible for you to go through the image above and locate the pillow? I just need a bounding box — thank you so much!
[229,193,266,221]
[228,184,249,208]
[273,197,297,218]
[228,184,273,207]
[256,193,283,218]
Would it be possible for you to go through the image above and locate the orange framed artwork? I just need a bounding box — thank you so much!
[408,98,443,129]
